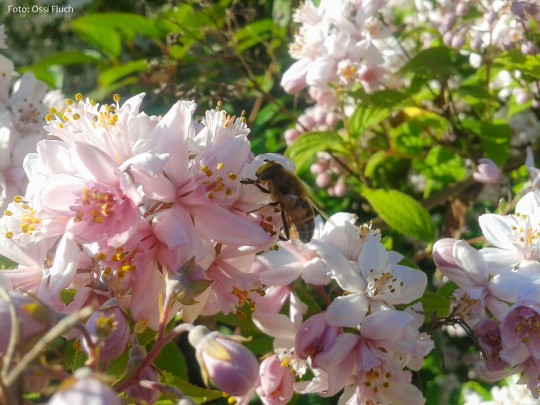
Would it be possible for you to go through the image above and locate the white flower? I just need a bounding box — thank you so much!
[323,238,427,327]
[479,192,540,272]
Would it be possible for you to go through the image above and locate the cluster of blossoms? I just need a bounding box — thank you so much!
[432,187,540,398]
[281,0,540,198]
[0,91,285,402]
[0,83,434,403]
[251,213,433,404]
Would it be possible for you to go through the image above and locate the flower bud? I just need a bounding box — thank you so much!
[188,325,259,396]
[316,173,331,188]
[442,31,454,47]
[82,300,130,363]
[126,366,160,404]
[456,2,470,16]
[450,31,466,49]
[256,354,294,405]
[0,291,54,354]
[48,369,122,405]
[521,40,539,55]
[473,158,501,185]
[284,128,301,146]
[125,344,161,404]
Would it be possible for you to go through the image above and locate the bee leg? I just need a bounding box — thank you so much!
[241,178,270,194]
[279,206,290,241]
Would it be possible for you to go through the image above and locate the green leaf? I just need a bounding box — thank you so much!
[234,19,282,52]
[285,131,348,169]
[348,105,389,138]
[71,13,160,57]
[71,22,121,57]
[421,290,451,318]
[33,51,105,68]
[493,50,540,82]
[361,188,435,242]
[402,46,455,77]
[480,121,511,167]
[154,342,188,379]
[414,146,467,184]
[98,60,147,87]
[161,373,222,404]
[364,151,388,179]
[456,85,498,106]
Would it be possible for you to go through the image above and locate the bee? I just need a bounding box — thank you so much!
[241,160,316,243]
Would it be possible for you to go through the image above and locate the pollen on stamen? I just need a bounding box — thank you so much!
[113,94,121,103]
[5,231,13,239]
[75,93,83,101]
[216,162,224,170]
[228,172,237,180]
[45,114,53,122]
[216,100,223,111]
[49,107,57,114]
[3,210,12,216]
[65,98,73,106]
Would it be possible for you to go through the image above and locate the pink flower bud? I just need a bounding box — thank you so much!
[126,366,160,404]
[456,2,470,16]
[125,344,160,404]
[284,128,301,145]
[310,162,326,175]
[256,354,294,405]
[0,291,54,354]
[316,173,331,188]
[473,158,501,185]
[82,300,130,363]
[281,59,309,94]
[443,31,454,47]
[188,325,259,396]
[521,40,539,55]
[325,112,339,128]
[333,177,347,197]
[451,31,466,49]
[432,238,458,271]
[297,115,315,132]
[48,369,122,405]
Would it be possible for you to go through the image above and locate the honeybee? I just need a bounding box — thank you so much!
[241,160,316,243]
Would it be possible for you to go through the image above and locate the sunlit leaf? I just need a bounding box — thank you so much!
[362,188,435,242]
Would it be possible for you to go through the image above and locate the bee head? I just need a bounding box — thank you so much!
[256,160,283,180]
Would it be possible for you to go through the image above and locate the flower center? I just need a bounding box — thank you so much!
[71,187,116,225]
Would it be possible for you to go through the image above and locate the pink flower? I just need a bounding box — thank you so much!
[501,302,540,362]
[256,354,295,405]
[81,301,131,363]
[295,312,359,371]
[473,158,501,185]
[38,141,141,246]
[433,239,521,320]
[474,319,508,372]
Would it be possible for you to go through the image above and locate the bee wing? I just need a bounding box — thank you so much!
[278,192,315,244]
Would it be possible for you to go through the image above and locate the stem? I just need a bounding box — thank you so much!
[113,323,193,393]
[3,306,93,387]
[0,288,20,380]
